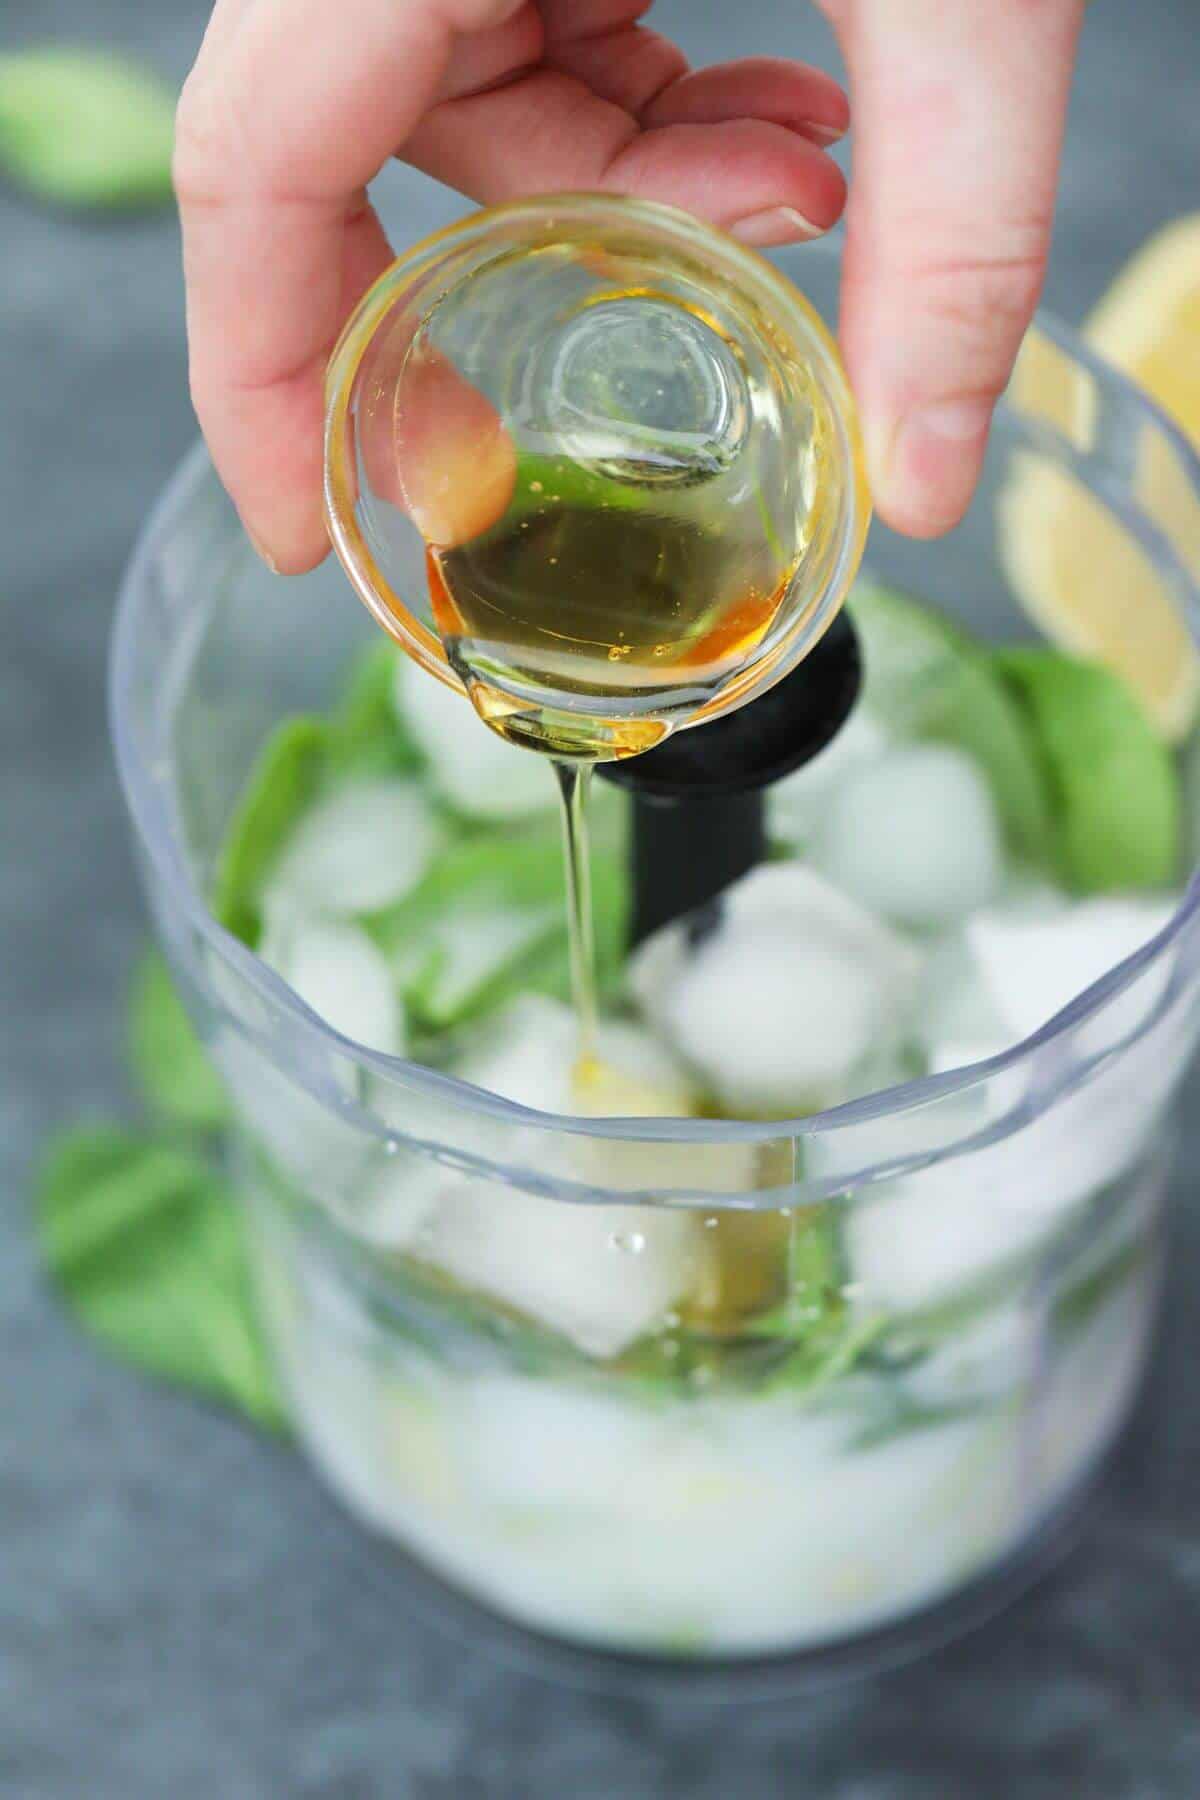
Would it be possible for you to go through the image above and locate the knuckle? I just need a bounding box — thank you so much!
[173,71,233,204]
[174,67,265,205]
[446,0,527,29]
[911,235,1047,344]
[589,28,689,118]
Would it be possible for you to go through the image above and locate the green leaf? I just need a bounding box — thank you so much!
[724,1205,889,1395]
[850,581,1056,864]
[1052,1235,1149,1337]
[846,1393,991,1453]
[0,48,175,210]
[36,1128,287,1433]
[212,716,329,947]
[328,642,423,777]
[128,951,229,1134]
[760,1311,889,1397]
[994,648,1180,892]
[747,1204,845,1339]
[789,1200,844,1301]
[370,825,629,1028]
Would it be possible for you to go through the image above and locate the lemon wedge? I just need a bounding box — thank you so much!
[1001,215,1200,743]
[1087,214,1200,433]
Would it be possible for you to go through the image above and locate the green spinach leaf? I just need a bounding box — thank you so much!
[370,826,629,1026]
[994,647,1180,892]
[36,1128,287,1432]
[211,716,328,947]
[1052,1235,1151,1337]
[329,642,423,777]
[850,581,1056,863]
[128,951,229,1134]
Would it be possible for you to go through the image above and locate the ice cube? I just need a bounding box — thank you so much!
[210,1029,373,1198]
[576,1015,698,1117]
[896,892,1190,1275]
[802,1077,1059,1311]
[398,998,707,1356]
[260,915,404,1056]
[667,929,885,1115]
[836,1040,1173,1314]
[352,1140,446,1250]
[966,895,1178,1048]
[394,657,556,820]
[769,708,890,847]
[415,904,559,1026]
[812,745,1004,931]
[454,995,698,1120]
[636,865,921,1116]
[1018,1009,1188,1208]
[918,934,1013,1073]
[459,995,728,1194]
[844,1152,1062,1312]
[805,1082,994,1192]
[453,994,579,1108]
[269,775,440,915]
[570,1016,759,1198]
[626,916,689,1022]
[422,1181,699,1359]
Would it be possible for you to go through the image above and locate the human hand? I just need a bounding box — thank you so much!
[175,1,850,573]
[176,1,1085,570]
[817,0,1086,536]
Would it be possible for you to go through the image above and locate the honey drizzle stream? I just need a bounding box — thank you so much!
[552,759,598,1061]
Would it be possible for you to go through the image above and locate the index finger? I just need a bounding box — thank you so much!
[175,0,531,570]
[819,0,1085,537]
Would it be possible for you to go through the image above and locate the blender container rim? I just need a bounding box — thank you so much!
[109,265,1200,1209]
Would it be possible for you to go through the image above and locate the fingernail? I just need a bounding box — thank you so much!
[245,527,279,575]
[806,121,848,146]
[869,398,994,524]
[730,206,822,249]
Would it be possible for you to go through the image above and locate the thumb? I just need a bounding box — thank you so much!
[821,0,1085,537]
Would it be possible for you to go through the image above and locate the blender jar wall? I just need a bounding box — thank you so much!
[111,240,1200,1664]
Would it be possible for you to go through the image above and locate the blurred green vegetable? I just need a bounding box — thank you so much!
[369,827,628,1028]
[850,580,1056,864]
[212,716,329,947]
[128,950,230,1134]
[329,642,424,778]
[0,48,175,210]
[995,648,1181,892]
[37,1128,287,1431]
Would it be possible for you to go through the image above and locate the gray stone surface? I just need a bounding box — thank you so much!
[2,2,1198,1794]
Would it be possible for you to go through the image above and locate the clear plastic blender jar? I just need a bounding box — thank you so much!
[111,230,1200,1673]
